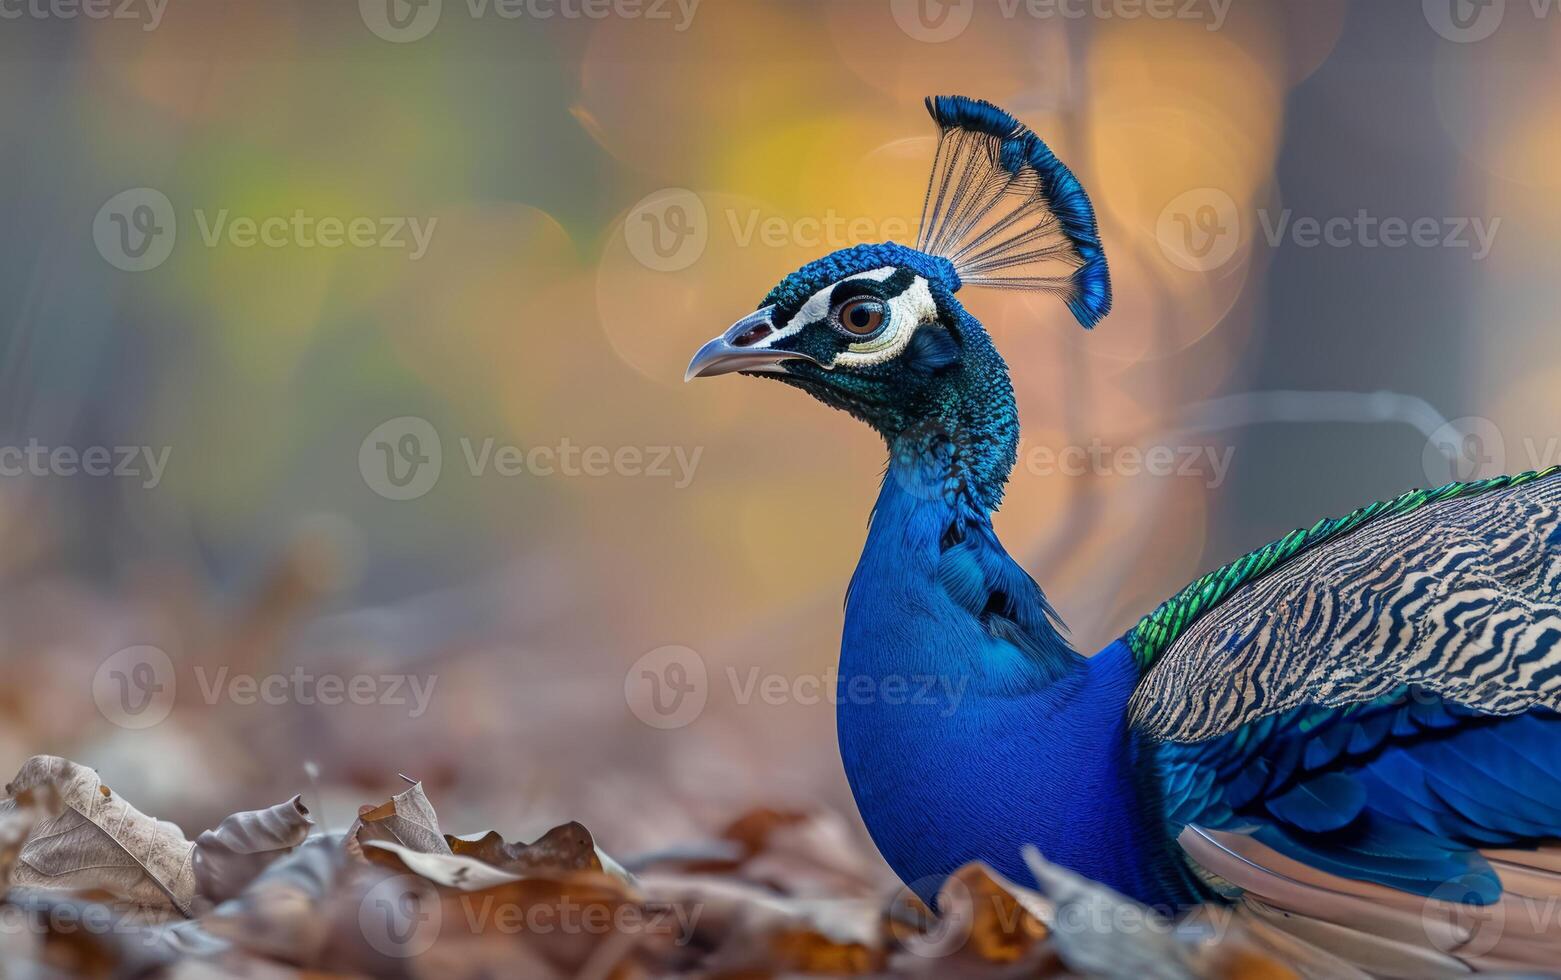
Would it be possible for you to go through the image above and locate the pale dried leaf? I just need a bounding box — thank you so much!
[0,787,44,893]
[356,780,451,856]
[1022,844,1198,980]
[362,840,523,891]
[0,756,195,913]
[193,794,314,905]
[593,845,638,890]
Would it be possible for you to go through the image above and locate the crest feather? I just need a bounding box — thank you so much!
[917,95,1111,328]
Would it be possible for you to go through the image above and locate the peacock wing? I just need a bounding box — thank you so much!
[1126,468,1561,969]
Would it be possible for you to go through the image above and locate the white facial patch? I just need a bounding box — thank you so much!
[832,274,937,368]
[743,267,940,371]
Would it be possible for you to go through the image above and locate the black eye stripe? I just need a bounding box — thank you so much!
[827,268,918,309]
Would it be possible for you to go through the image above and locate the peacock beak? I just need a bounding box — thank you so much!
[685,305,819,382]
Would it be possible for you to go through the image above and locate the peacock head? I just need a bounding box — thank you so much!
[686,96,1111,481]
[685,241,984,439]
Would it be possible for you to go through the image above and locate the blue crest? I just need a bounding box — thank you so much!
[917,95,1111,328]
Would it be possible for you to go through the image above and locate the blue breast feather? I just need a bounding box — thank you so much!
[839,448,1204,908]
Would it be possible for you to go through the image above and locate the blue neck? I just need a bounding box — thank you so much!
[837,446,1199,909]
[883,307,1022,513]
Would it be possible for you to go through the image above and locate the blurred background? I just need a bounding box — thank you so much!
[0,0,1556,868]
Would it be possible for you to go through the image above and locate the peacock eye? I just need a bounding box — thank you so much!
[835,297,887,337]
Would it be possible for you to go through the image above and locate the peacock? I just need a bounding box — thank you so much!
[685,95,1561,973]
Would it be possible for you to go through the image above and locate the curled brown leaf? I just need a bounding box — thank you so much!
[445,821,602,876]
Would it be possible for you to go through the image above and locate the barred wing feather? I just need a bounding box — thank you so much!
[1131,471,1561,739]
[1126,470,1561,972]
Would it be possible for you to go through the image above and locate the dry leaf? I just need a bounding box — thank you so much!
[1021,845,1196,980]
[433,871,648,977]
[356,779,451,856]
[633,808,882,900]
[0,757,1330,977]
[2,887,184,978]
[201,835,349,966]
[639,872,883,975]
[0,756,196,913]
[445,821,601,876]
[0,785,50,893]
[768,926,880,974]
[735,808,882,898]
[399,936,568,980]
[161,950,311,980]
[192,794,314,905]
[721,807,809,860]
[362,839,524,891]
[941,864,1049,964]
[203,833,414,973]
